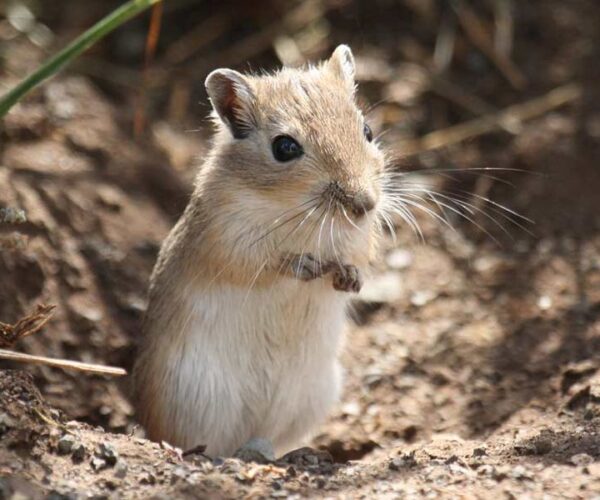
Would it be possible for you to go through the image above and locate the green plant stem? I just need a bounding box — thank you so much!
[0,0,162,118]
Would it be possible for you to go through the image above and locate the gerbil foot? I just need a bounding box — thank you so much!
[332,264,363,293]
[278,447,333,467]
[233,437,275,464]
[284,253,326,281]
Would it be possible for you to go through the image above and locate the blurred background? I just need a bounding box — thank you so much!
[1,0,599,465]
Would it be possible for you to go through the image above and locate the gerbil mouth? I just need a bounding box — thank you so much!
[325,181,376,220]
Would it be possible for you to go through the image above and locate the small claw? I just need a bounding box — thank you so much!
[285,253,326,281]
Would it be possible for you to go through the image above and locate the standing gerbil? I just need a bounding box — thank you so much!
[132,45,386,457]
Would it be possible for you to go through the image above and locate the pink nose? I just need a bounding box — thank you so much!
[350,192,376,217]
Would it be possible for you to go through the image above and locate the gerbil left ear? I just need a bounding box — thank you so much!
[205,69,256,139]
[327,44,356,93]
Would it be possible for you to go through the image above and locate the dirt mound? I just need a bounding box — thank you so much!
[2,367,600,498]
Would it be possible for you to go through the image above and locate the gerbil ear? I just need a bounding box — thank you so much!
[205,69,255,139]
[327,45,356,92]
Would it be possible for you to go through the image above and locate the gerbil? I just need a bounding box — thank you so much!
[132,45,386,457]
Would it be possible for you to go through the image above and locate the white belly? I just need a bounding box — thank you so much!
[159,278,348,456]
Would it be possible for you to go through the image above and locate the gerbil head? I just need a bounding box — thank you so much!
[202,45,386,268]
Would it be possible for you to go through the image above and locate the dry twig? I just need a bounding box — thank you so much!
[397,83,581,156]
[0,304,56,348]
[0,304,126,376]
[134,0,164,138]
[0,349,127,377]
[452,0,526,89]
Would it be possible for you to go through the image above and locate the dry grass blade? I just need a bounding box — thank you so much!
[452,0,526,89]
[0,349,127,377]
[0,304,56,348]
[397,82,581,156]
[134,0,164,137]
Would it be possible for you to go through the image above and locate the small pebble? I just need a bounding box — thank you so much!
[0,207,27,224]
[140,471,156,485]
[511,465,532,480]
[114,459,128,479]
[91,457,107,472]
[72,443,86,462]
[57,434,76,455]
[570,453,593,466]
[97,442,118,466]
[170,466,188,484]
[386,248,413,269]
[234,437,275,463]
[410,290,436,307]
[537,295,553,310]
[358,272,403,303]
[477,464,495,477]
[0,413,15,433]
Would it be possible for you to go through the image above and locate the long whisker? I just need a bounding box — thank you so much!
[329,208,342,268]
[377,208,398,244]
[249,198,320,247]
[339,204,365,235]
[391,194,458,235]
[395,192,501,244]
[385,183,533,233]
[243,200,325,304]
[317,198,333,266]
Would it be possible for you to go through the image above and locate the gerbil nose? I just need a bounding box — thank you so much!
[350,192,376,217]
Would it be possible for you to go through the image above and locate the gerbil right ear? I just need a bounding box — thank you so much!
[205,69,255,139]
[327,45,356,94]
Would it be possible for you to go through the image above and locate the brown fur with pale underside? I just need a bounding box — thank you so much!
[133,46,386,452]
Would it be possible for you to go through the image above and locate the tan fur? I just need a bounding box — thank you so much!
[132,46,386,455]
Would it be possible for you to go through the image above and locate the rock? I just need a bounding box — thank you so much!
[114,460,128,479]
[140,471,156,485]
[510,465,532,480]
[170,467,188,484]
[91,457,107,472]
[219,459,242,474]
[57,434,76,455]
[341,401,361,417]
[477,464,496,477]
[0,413,15,434]
[537,295,553,310]
[570,453,593,466]
[97,442,118,466]
[234,438,275,463]
[279,447,333,467]
[358,272,403,304]
[410,290,436,307]
[386,248,413,269]
[0,207,27,224]
[72,443,86,462]
[389,452,418,471]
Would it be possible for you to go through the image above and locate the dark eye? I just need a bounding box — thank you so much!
[272,135,303,162]
[363,123,373,142]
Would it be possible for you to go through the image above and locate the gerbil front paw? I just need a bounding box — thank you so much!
[283,253,326,281]
[332,264,363,293]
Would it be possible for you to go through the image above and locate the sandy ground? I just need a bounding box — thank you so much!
[1,0,600,497]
